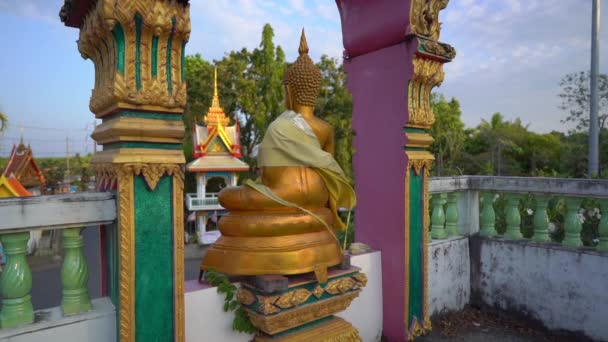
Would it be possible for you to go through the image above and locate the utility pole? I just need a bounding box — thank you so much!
[589,0,601,177]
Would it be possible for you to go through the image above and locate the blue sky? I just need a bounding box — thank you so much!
[0,0,606,156]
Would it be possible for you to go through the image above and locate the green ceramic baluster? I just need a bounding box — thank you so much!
[445,192,460,236]
[532,195,551,242]
[0,233,34,328]
[480,192,497,237]
[505,194,523,240]
[596,199,608,252]
[431,193,448,239]
[61,228,92,315]
[562,198,583,248]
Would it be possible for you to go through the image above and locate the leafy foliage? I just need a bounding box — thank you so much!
[559,71,608,131]
[204,269,258,334]
[0,112,7,132]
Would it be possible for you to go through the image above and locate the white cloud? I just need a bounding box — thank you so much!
[288,0,310,16]
[439,0,605,132]
[188,0,341,62]
[0,0,59,24]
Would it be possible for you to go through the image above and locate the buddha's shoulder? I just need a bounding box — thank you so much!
[309,116,334,133]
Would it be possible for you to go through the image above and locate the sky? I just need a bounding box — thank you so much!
[0,0,606,157]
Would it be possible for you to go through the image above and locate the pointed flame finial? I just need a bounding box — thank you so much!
[204,67,230,127]
[298,28,309,56]
[213,67,218,97]
[19,123,24,145]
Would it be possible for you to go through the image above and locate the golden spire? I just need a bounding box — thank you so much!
[204,67,230,127]
[210,67,221,109]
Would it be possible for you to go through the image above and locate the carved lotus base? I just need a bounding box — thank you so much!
[236,267,366,341]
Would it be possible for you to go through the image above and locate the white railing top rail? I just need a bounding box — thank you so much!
[430,176,608,198]
[0,192,116,233]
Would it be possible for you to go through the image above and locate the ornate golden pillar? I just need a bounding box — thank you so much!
[60,1,191,341]
[405,1,455,339]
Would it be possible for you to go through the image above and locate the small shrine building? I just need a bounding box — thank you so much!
[186,69,249,244]
[2,141,46,195]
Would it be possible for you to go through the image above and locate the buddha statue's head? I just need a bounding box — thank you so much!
[283,29,322,111]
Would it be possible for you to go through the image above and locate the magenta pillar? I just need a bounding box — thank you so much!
[336,1,454,340]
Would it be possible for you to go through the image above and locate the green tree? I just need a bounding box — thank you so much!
[429,93,466,176]
[559,71,608,131]
[315,55,354,182]
[0,112,7,132]
[240,23,286,167]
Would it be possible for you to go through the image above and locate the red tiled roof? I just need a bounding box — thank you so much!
[2,143,45,187]
[6,177,32,197]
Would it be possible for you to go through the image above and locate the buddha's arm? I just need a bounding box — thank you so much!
[323,126,336,157]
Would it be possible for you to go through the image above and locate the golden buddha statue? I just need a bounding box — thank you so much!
[201,30,356,278]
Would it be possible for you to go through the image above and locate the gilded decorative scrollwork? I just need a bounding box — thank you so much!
[423,40,456,59]
[257,295,280,315]
[312,285,324,299]
[236,288,256,306]
[274,289,312,309]
[325,277,356,295]
[173,172,185,342]
[116,164,135,342]
[352,273,368,289]
[407,57,445,128]
[78,0,191,116]
[410,0,449,40]
[246,291,361,335]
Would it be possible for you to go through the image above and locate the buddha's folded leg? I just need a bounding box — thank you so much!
[218,185,290,211]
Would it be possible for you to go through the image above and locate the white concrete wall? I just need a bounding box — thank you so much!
[185,251,383,342]
[428,236,470,316]
[0,298,116,342]
[471,237,608,341]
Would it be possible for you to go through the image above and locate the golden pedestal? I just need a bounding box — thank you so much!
[236,267,366,342]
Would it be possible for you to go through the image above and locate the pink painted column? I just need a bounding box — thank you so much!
[336,1,454,341]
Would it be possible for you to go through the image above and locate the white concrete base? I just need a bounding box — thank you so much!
[428,236,470,316]
[337,251,383,342]
[0,298,116,342]
[185,251,383,342]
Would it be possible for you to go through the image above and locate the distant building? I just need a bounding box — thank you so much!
[186,69,249,244]
[0,175,32,197]
[2,141,46,195]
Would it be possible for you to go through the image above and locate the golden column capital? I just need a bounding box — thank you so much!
[77,0,191,117]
